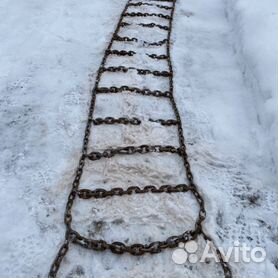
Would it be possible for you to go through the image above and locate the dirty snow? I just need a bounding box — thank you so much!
[0,0,276,278]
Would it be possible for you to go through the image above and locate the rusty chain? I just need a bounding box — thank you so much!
[113,34,139,42]
[49,0,232,277]
[113,34,168,47]
[106,49,136,56]
[144,38,168,46]
[138,22,169,30]
[92,117,177,126]
[71,229,195,256]
[87,145,181,161]
[96,85,171,97]
[123,12,171,20]
[128,2,173,11]
[78,184,193,199]
[100,66,172,77]
[91,116,141,125]
[147,53,168,59]
[149,118,178,125]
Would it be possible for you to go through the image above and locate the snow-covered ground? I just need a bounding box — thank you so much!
[224,0,277,172]
[0,0,276,278]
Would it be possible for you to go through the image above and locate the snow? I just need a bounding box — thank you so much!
[0,0,276,278]
[173,0,277,276]
[224,0,277,172]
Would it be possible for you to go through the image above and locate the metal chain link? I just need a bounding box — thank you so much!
[138,22,169,30]
[71,229,194,256]
[147,53,168,60]
[128,2,173,11]
[113,34,139,42]
[91,116,141,125]
[123,12,171,20]
[87,145,181,161]
[49,0,233,277]
[106,49,136,56]
[149,118,178,125]
[144,38,168,46]
[113,34,168,47]
[91,117,177,126]
[96,85,171,97]
[100,66,171,77]
[78,183,193,199]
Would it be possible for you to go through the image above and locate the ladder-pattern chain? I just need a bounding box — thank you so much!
[48,0,233,278]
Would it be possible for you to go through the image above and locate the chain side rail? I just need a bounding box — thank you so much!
[165,1,232,277]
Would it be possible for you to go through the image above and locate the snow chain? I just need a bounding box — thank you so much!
[49,0,232,277]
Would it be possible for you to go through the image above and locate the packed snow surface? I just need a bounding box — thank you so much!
[0,0,276,277]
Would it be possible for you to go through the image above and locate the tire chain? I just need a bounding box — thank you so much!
[119,21,169,31]
[49,0,232,277]
[78,184,193,199]
[113,34,139,42]
[91,116,141,125]
[91,117,176,126]
[138,22,169,30]
[72,229,195,256]
[113,34,168,47]
[128,2,173,11]
[144,38,168,46]
[149,118,178,125]
[147,53,168,60]
[87,145,181,161]
[123,12,171,20]
[106,49,136,56]
[96,85,171,97]
[100,66,172,77]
